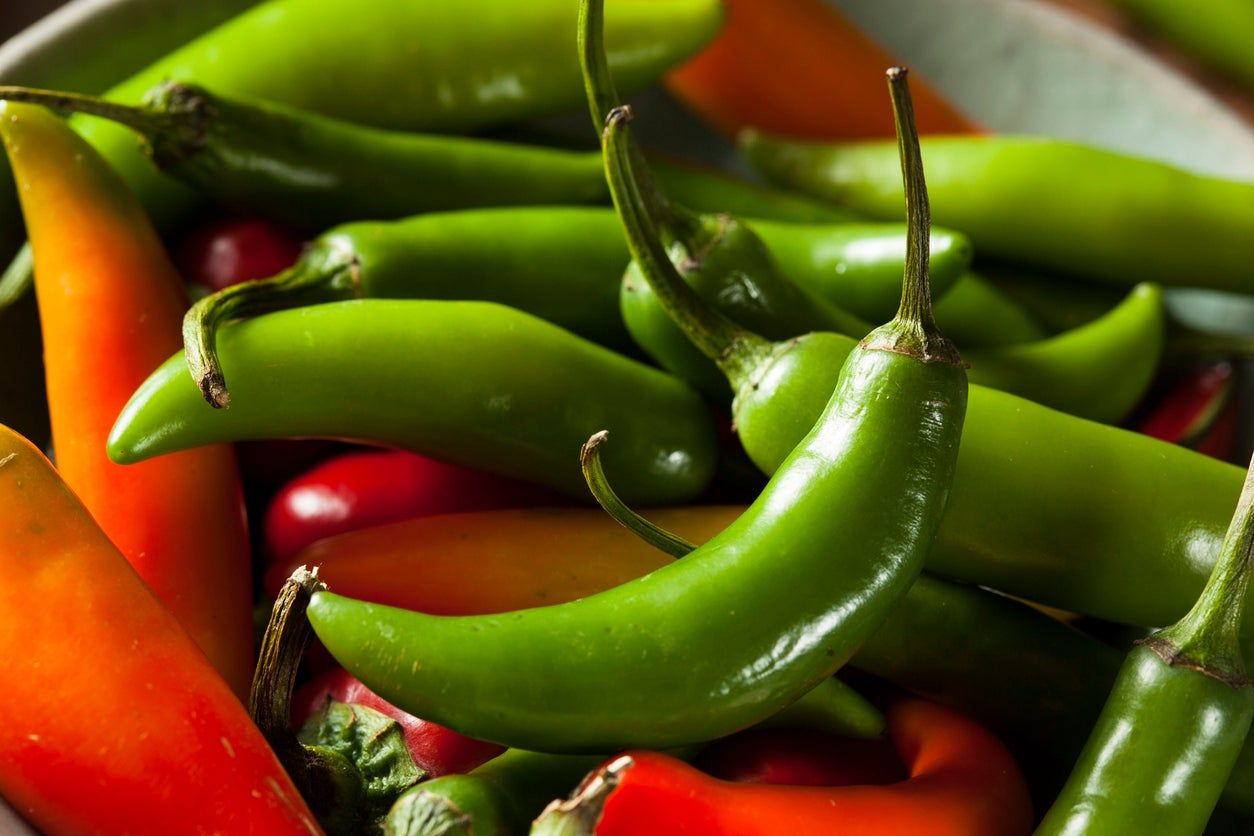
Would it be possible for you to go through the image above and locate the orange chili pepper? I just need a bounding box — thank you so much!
[0,101,253,696]
[666,0,977,140]
[264,506,739,609]
[0,424,319,834]
[536,700,1032,836]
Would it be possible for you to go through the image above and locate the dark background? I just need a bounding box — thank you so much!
[3,0,61,40]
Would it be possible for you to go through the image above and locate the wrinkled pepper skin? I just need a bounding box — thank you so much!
[110,300,718,505]
[743,132,1254,292]
[0,425,319,835]
[294,669,504,779]
[0,101,254,696]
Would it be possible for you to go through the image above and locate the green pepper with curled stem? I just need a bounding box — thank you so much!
[0,0,725,308]
[0,81,852,239]
[593,51,1161,423]
[742,130,1254,292]
[301,50,967,752]
[592,12,1254,690]
[108,299,718,505]
[178,204,972,407]
[1037,453,1254,835]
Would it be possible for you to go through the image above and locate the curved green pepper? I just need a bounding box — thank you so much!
[181,206,973,407]
[110,300,718,505]
[0,0,724,302]
[1037,458,1254,834]
[743,131,1254,292]
[302,47,967,752]
[930,271,1046,348]
[0,82,850,239]
[603,28,1254,674]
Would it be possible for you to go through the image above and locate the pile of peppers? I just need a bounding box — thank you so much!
[1,0,1254,833]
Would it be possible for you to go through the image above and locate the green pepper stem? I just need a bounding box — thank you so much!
[251,567,365,833]
[1150,453,1254,686]
[602,107,771,386]
[580,430,695,559]
[0,84,203,163]
[576,0,706,248]
[183,245,361,408]
[860,69,961,366]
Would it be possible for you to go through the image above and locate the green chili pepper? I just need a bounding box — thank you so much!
[301,40,966,752]
[1113,0,1254,89]
[930,271,1047,347]
[1037,457,1254,835]
[597,76,1161,423]
[742,131,1254,292]
[181,206,973,408]
[109,300,718,505]
[605,49,1254,689]
[0,0,724,306]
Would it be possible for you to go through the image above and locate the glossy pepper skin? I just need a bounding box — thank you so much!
[265,449,566,563]
[267,505,1254,812]
[0,425,319,834]
[182,206,972,404]
[109,300,718,505]
[532,701,1032,836]
[304,54,967,754]
[743,132,1254,292]
[616,87,1252,649]
[0,82,848,237]
[665,0,975,140]
[1038,457,1254,835]
[0,101,254,696]
[57,0,723,227]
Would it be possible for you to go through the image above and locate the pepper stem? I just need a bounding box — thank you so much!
[250,567,365,832]
[1149,453,1254,686]
[183,244,361,408]
[859,69,962,366]
[580,431,695,559]
[0,85,203,162]
[576,0,707,250]
[602,107,771,387]
[532,755,633,836]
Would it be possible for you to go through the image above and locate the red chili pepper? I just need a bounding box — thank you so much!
[293,668,504,778]
[1137,361,1236,455]
[176,215,304,293]
[0,425,319,834]
[535,700,1032,836]
[695,727,907,787]
[0,101,255,696]
[264,449,567,562]
[665,0,976,140]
